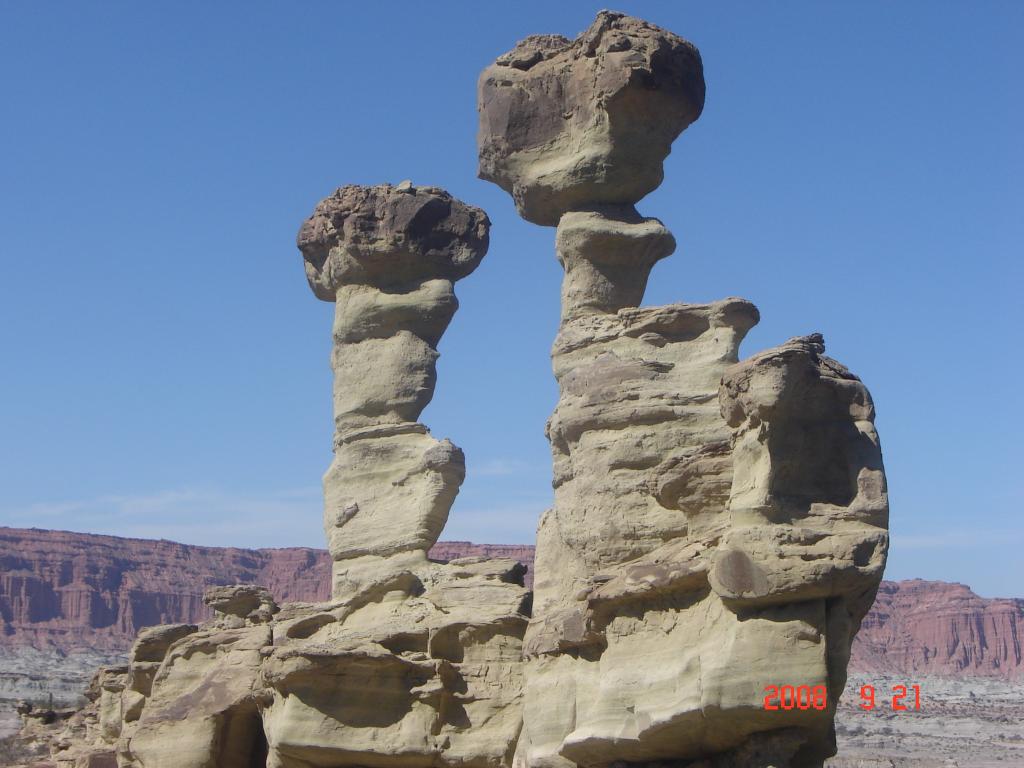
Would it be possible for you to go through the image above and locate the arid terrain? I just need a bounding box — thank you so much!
[829,674,1024,767]
[1,526,1021,765]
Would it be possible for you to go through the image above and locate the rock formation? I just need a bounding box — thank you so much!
[478,12,704,227]
[0,526,331,652]
[9,11,895,768]
[32,185,532,768]
[6,527,1020,688]
[851,579,1024,681]
[0,527,538,657]
[296,182,490,597]
[478,11,889,768]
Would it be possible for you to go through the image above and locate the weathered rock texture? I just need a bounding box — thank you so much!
[7,11,900,767]
[97,558,529,768]
[478,11,889,768]
[478,11,704,226]
[24,184,532,768]
[4,527,1020,686]
[0,527,535,656]
[297,183,490,597]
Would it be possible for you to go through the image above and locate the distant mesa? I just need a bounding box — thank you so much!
[3,527,1020,684]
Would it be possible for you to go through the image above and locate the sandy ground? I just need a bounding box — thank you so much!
[829,674,1024,767]
[0,711,19,740]
[0,646,124,745]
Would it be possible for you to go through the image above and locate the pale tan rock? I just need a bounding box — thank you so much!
[323,429,465,562]
[128,624,197,664]
[222,182,529,768]
[204,584,279,623]
[555,208,675,320]
[96,563,527,767]
[122,623,199,722]
[94,667,128,746]
[478,13,889,766]
[533,294,758,633]
[714,332,890,735]
[297,184,489,595]
[46,11,892,766]
[514,312,887,767]
[118,624,270,768]
[260,559,530,768]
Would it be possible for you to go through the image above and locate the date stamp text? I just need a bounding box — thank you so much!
[762,683,922,711]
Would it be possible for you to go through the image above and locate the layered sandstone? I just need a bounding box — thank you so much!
[4,527,1019,686]
[478,11,889,767]
[851,580,1024,681]
[47,184,533,768]
[0,527,330,651]
[297,182,490,597]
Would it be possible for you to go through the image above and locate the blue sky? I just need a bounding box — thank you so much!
[0,2,1020,597]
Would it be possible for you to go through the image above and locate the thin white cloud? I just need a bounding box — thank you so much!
[1,487,324,549]
[0,485,547,549]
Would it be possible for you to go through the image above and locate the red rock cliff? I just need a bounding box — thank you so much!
[0,527,332,650]
[0,527,534,651]
[2,527,1020,680]
[850,578,1024,680]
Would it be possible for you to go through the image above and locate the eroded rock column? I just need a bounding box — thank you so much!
[479,11,888,768]
[47,185,532,768]
[296,183,489,597]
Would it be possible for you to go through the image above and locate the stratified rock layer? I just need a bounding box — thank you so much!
[33,182,531,768]
[297,183,489,596]
[0,527,540,656]
[0,527,331,652]
[851,580,1024,681]
[0,527,1015,687]
[478,11,889,767]
[94,565,529,768]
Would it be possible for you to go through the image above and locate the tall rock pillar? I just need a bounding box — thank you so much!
[297,183,490,598]
[479,12,888,768]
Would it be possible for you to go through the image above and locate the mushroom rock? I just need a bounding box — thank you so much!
[477,11,889,768]
[297,183,489,597]
[92,185,530,768]
[32,11,891,768]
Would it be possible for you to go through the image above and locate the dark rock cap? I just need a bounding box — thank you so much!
[298,183,491,299]
[478,11,705,226]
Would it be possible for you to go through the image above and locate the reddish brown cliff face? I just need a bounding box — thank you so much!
[850,578,1024,680]
[428,540,536,577]
[1,527,1020,681]
[0,527,331,650]
[0,528,534,651]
